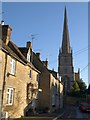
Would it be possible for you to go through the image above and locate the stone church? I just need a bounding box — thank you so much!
[58,7,74,95]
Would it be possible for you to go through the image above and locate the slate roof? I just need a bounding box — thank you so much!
[18,47,28,58]
[1,39,39,72]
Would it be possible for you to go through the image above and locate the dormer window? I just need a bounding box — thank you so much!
[27,52,30,62]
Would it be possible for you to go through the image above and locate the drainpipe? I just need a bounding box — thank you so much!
[1,52,8,115]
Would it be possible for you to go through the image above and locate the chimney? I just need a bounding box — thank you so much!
[1,21,4,25]
[2,23,12,45]
[52,68,54,71]
[27,41,32,49]
[42,58,48,68]
[36,52,40,59]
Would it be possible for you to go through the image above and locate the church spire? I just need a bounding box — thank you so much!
[61,7,71,54]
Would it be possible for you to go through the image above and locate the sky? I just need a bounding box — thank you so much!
[2,2,89,86]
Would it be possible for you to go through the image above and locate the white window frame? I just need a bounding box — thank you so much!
[53,78,55,86]
[6,88,14,105]
[10,58,16,75]
[27,52,30,62]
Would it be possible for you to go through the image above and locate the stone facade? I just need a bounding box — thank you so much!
[19,46,64,112]
[31,53,63,112]
[0,44,2,118]
[0,22,64,118]
[0,23,40,118]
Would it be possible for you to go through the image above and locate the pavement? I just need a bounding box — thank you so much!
[12,107,65,120]
[27,107,65,117]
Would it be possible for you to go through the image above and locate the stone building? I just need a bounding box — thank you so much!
[33,53,63,112]
[0,22,40,118]
[58,7,74,94]
[0,21,63,118]
[20,47,63,112]
[32,53,63,112]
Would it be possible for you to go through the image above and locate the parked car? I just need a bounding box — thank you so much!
[79,102,90,112]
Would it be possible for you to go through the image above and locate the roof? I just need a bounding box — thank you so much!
[32,51,48,73]
[18,47,28,58]
[1,40,27,64]
[49,69,57,79]
[1,39,40,73]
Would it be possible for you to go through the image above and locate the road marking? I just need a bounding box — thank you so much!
[52,112,65,120]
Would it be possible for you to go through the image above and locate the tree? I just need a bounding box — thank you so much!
[70,81,80,96]
[76,79,87,93]
[70,79,87,97]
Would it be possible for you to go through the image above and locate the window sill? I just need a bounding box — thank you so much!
[7,72,16,77]
[6,104,13,106]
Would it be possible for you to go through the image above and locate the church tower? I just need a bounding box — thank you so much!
[58,7,74,94]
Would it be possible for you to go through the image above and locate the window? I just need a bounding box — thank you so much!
[10,58,16,75]
[28,90,32,99]
[52,94,55,106]
[56,84,59,93]
[53,78,55,86]
[27,52,30,62]
[52,78,56,86]
[6,88,14,105]
[37,74,39,81]
[30,70,32,79]
[33,92,37,99]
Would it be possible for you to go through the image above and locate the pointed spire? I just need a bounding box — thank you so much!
[61,6,71,54]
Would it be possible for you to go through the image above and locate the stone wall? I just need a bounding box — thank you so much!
[65,96,86,105]
[2,51,39,118]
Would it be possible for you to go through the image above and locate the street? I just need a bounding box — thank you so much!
[57,105,90,120]
[13,105,90,120]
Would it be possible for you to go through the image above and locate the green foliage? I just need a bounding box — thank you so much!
[77,79,87,92]
[70,80,87,97]
[71,81,80,92]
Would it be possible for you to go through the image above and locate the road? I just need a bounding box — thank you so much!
[13,105,90,120]
[57,105,89,120]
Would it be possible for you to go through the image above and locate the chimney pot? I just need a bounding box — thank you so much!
[1,21,4,25]
[42,59,48,68]
[27,41,32,49]
[36,52,40,59]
